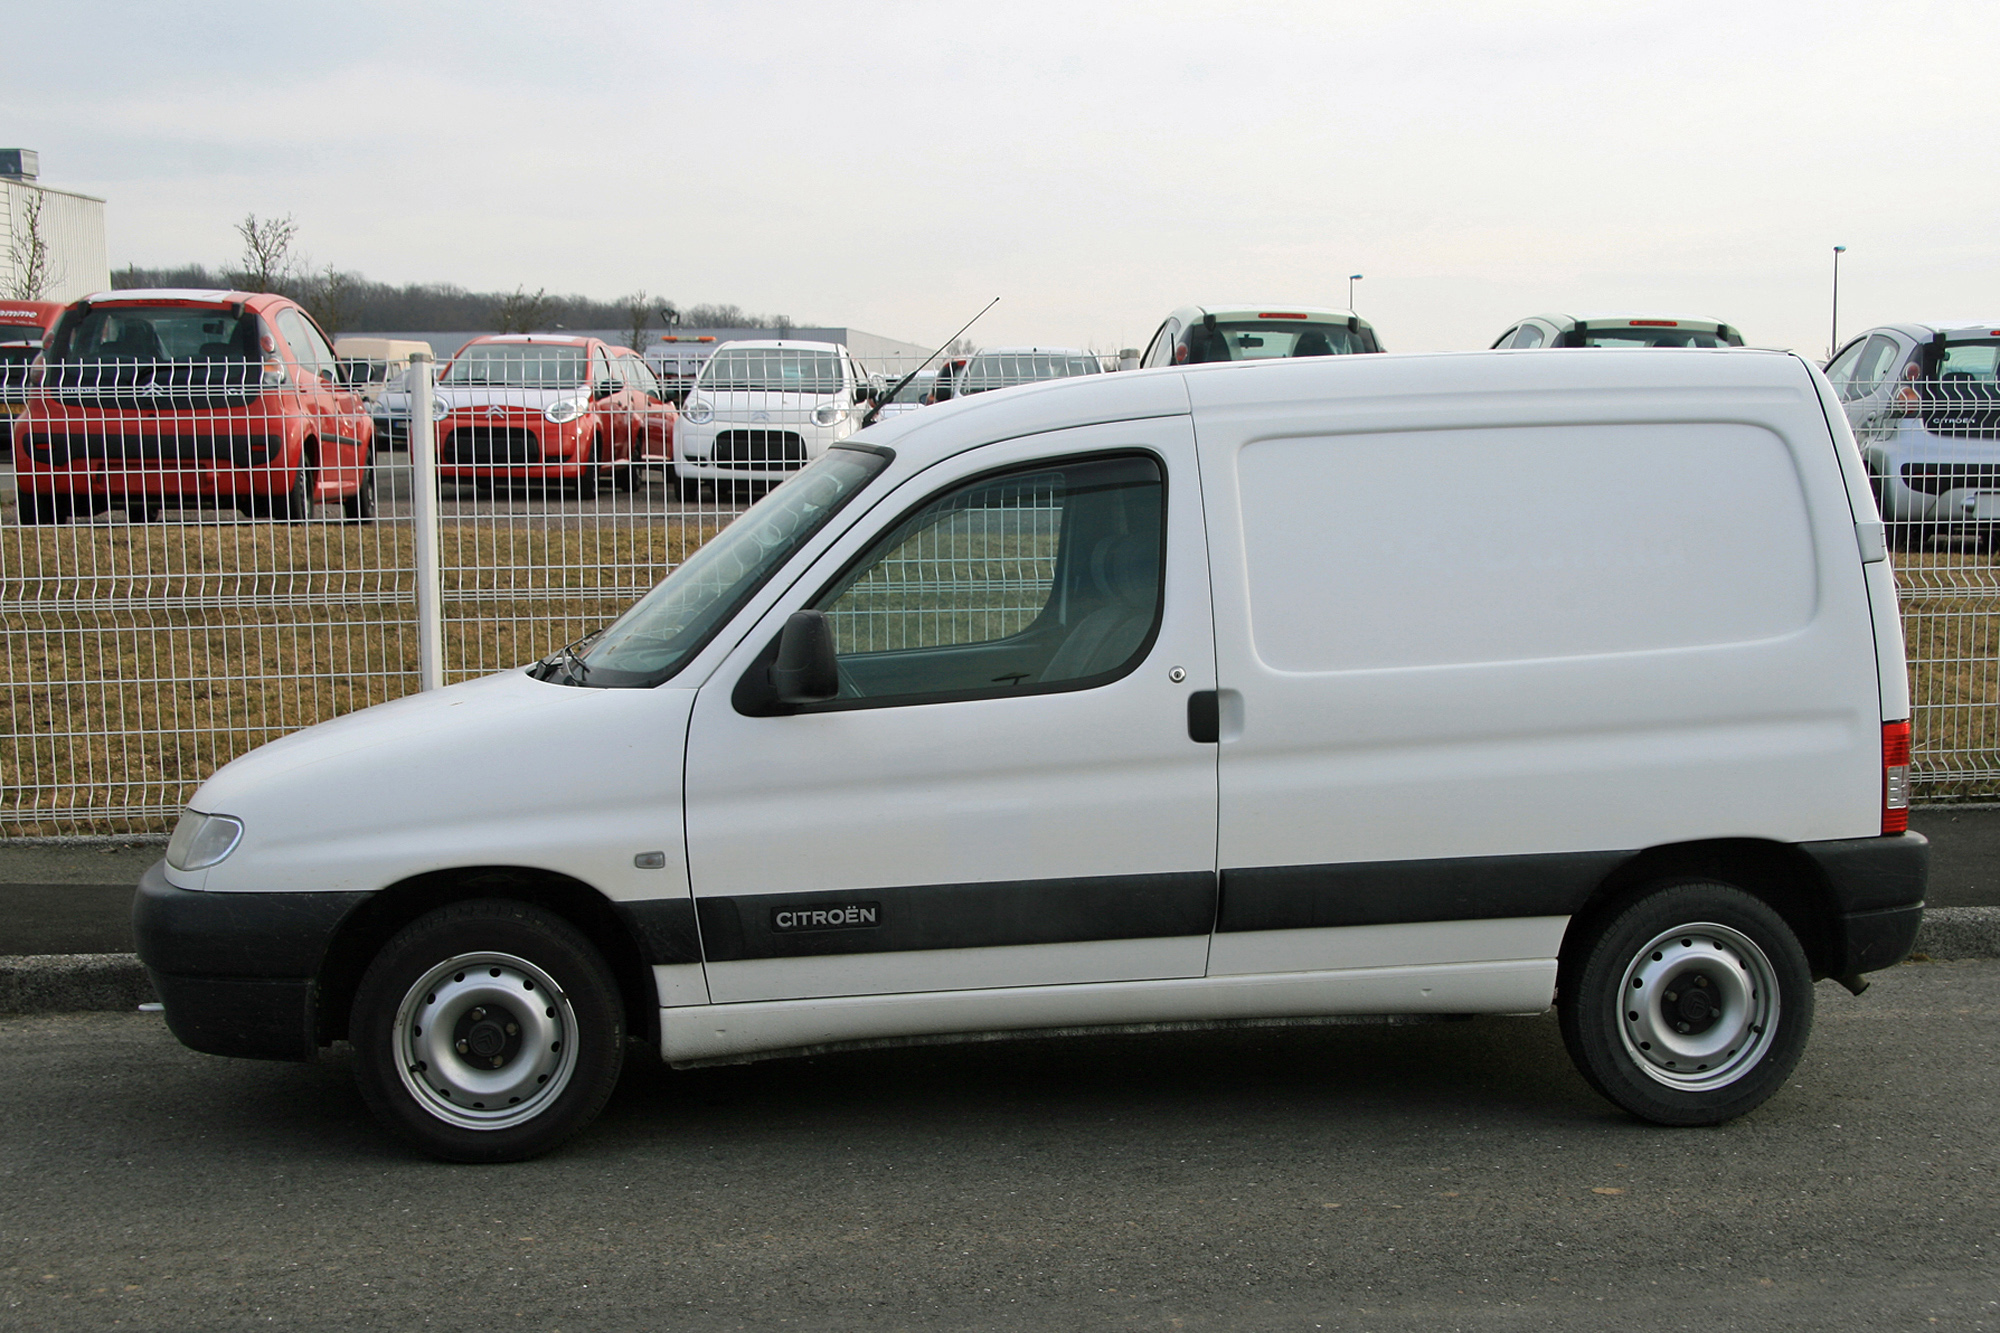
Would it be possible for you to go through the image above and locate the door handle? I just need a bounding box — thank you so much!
[1187,690,1219,744]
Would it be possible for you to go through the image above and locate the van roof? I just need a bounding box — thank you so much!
[852,347,1814,473]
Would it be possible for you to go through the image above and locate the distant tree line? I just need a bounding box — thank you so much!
[110,214,797,342]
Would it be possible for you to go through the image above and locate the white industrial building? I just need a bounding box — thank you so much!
[1,150,109,304]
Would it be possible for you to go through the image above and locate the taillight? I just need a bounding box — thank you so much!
[1629,319,1678,327]
[1882,720,1911,834]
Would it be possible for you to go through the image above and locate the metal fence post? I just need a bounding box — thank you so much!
[408,352,443,691]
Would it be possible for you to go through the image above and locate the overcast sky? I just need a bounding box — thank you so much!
[8,0,1994,355]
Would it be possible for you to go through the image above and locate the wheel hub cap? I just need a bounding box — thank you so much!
[1617,923,1780,1092]
[393,952,579,1130]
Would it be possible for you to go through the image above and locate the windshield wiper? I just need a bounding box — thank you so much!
[535,634,598,685]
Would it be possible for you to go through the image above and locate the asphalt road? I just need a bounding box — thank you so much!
[2,961,1995,1331]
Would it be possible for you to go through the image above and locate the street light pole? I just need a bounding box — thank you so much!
[1830,246,1847,360]
[1348,274,1363,311]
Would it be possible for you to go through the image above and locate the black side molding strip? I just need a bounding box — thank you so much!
[697,872,1217,962]
[1218,850,1632,932]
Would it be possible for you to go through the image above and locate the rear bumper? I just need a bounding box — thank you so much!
[1801,832,1929,977]
[132,860,370,1062]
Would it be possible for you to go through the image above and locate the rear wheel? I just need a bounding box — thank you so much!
[350,899,625,1163]
[341,454,378,523]
[127,502,161,524]
[575,435,602,501]
[1560,881,1812,1126]
[15,489,68,525]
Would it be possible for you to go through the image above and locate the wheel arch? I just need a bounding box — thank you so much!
[1560,838,1843,991]
[315,865,660,1051]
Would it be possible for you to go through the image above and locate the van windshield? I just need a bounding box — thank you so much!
[0,322,44,345]
[699,349,844,394]
[555,447,890,687]
[443,346,588,388]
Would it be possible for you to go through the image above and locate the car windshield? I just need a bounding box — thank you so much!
[881,373,934,404]
[1180,320,1373,362]
[1574,325,1730,348]
[699,349,844,394]
[957,352,1101,394]
[1921,340,2000,437]
[1937,341,2000,382]
[564,448,890,686]
[54,306,258,361]
[0,322,45,345]
[443,345,588,388]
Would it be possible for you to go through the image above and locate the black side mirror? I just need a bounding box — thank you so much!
[772,609,839,703]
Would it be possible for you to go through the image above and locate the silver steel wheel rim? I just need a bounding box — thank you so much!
[391,951,580,1131]
[1617,921,1779,1092]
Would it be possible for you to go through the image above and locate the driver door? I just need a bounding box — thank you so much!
[683,418,1218,1004]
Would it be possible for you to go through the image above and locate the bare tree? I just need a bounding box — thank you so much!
[495,286,555,334]
[234,212,299,293]
[302,265,359,337]
[6,189,60,301]
[620,289,651,351]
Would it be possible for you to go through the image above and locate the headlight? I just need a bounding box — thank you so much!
[166,809,244,871]
[682,397,713,425]
[544,397,588,424]
[428,396,451,419]
[813,402,846,427]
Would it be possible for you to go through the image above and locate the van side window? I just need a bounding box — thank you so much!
[811,454,1165,705]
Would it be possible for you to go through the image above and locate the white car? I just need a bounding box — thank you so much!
[952,346,1102,396]
[674,340,872,500]
[1139,306,1382,368]
[1828,322,2000,548]
[135,347,1920,1161]
[1491,314,1745,349]
[869,368,936,421]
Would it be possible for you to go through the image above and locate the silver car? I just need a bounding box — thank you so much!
[1491,313,1744,349]
[1830,323,2000,548]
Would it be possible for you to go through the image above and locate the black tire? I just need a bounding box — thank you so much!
[350,899,625,1163]
[16,489,70,525]
[341,455,378,523]
[575,435,602,501]
[676,474,705,504]
[127,502,161,524]
[1560,881,1813,1126]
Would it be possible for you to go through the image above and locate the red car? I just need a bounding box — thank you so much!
[434,335,665,497]
[0,299,65,426]
[12,289,375,524]
[610,345,678,474]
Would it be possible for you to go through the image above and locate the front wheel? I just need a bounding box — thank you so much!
[575,436,602,501]
[350,900,625,1162]
[1559,882,1813,1126]
[341,456,377,523]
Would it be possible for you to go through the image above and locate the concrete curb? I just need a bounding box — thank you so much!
[0,953,155,1015]
[3,908,1998,1016]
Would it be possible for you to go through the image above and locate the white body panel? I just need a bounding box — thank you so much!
[166,348,1900,1073]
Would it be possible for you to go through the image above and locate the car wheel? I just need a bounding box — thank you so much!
[676,475,705,504]
[342,456,378,523]
[127,502,162,524]
[1560,881,1812,1126]
[349,899,625,1163]
[15,488,68,525]
[575,435,602,501]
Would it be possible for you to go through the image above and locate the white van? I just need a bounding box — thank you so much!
[673,339,872,500]
[135,349,1927,1161]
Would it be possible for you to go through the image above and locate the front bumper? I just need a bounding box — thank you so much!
[132,860,370,1062]
[1801,832,1929,977]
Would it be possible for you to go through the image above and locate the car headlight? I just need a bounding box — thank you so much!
[166,809,244,871]
[428,397,452,420]
[813,402,846,427]
[682,397,713,425]
[544,397,588,424]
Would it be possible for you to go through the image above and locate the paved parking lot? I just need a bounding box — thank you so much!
[2,961,1995,1331]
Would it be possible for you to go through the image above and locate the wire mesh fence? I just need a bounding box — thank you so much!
[7,327,2000,835]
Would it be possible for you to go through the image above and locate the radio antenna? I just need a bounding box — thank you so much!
[860,296,999,428]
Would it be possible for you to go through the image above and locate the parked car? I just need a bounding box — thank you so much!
[871,368,936,420]
[609,345,678,473]
[1491,314,1745,349]
[333,338,432,409]
[642,337,720,405]
[0,299,64,421]
[1140,306,1382,368]
[673,340,873,500]
[1828,322,2000,548]
[923,356,967,403]
[12,289,375,524]
[135,346,1921,1161]
[433,335,648,498]
[953,346,1102,396]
